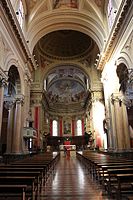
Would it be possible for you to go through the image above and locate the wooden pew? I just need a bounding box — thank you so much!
[10,163,49,183]
[101,168,133,198]
[0,185,27,200]
[76,151,133,200]
[0,152,60,199]
[0,170,41,191]
[97,163,133,183]
[0,166,44,187]
[0,176,36,200]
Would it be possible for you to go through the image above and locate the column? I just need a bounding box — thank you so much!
[91,90,105,148]
[23,73,31,127]
[0,79,7,139]
[5,100,15,154]
[82,117,84,135]
[59,117,63,136]
[122,100,130,149]
[34,106,39,148]
[111,93,130,151]
[105,98,114,150]
[0,85,4,153]
[72,118,75,137]
[12,95,24,154]
[50,119,52,136]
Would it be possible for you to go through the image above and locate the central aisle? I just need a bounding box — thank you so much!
[39,152,111,200]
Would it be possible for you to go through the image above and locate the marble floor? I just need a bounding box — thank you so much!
[38,152,115,200]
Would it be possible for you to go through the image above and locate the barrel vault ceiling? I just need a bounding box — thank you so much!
[26,0,105,115]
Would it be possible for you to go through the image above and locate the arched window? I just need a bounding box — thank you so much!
[52,120,58,136]
[77,119,82,136]
[107,0,116,29]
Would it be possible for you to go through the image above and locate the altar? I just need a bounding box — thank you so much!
[59,144,76,151]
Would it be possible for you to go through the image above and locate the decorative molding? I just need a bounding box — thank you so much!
[15,94,25,105]
[111,93,124,106]
[91,90,104,102]
[97,0,133,70]
[4,96,15,110]
[124,33,133,50]
[0,68,8,87]
[1,0,37,71]
[24,65,33,84]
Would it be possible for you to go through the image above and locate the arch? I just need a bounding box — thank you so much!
[116,53,133,94]
[116,63,128,93]
[40,62,92,91]
[7,65,21,96]
[27,11,106,53]
[4,54,25,95]
[117,53,132,69]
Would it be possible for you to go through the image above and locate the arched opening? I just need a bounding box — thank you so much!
[1,65,21,155]
[116,63,129,94]
[116,63,133,147]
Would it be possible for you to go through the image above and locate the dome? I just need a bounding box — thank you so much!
[37,30,94,60]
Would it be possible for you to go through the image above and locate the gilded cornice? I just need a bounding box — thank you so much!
[97,0,133,70]
[1,0,37,72]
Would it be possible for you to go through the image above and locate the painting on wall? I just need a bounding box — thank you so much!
[48,79,86,104]
[53,0,78,9]
[63,120,71,135]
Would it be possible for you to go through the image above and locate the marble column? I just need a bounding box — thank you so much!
[108,97,118,150]
[111,93,130,151]
[50,119,52,136]
[5,100,15,154]
[122,101,130,149]
[59,117,63,137]
[23,75,31,127]
[0,78,7,153]
[0,84,4,139]
[82,117,84,135]
[12,95,24,154]
[72,118,75,137]
[0,79,7,139]
[22,75,31,154]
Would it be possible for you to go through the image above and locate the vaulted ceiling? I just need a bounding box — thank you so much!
[26,0,105,114]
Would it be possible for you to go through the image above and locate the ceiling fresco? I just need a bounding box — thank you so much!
[47,66,87,86]
[47,79,86,104]
[53,0,79,9]
[44,65,90,113]
[33,29,98,113]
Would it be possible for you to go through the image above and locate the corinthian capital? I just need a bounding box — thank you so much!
[4,99,15,110]
[15,94,25,105]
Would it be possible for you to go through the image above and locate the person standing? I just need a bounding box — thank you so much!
[64,146,67,157]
